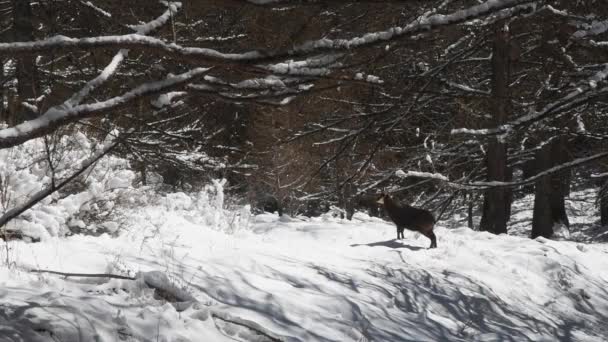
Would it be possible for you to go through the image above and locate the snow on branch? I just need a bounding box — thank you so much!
[465,152,608,189]
[452,64,608,137]
[591,172,608,179]
[65,2,182,108]
[66,52,126,108]
[79,1,113,17]
[395,170,449,181]
[128,2,182,34]
[573,19,608,39]
[262,54,342,76]
[290,0,538,53]
[444,80,490,95]
[0,0,537,65]
[0,68,210,149]
[0,34,264,62]
[397,152,608,190]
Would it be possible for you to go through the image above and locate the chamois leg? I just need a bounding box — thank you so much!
[395,226,400,240]
[427,231,437,249]
[398,227,405,239]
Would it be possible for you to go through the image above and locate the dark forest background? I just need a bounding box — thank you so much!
[1,0,607,240]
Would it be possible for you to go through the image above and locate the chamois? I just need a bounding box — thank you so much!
[377,193,437,248]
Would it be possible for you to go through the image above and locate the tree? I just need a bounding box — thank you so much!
[11,0,39,123]
[601,180,608,226]
[479,22,512,235]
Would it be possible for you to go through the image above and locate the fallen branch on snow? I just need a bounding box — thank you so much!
[30,269,135,280]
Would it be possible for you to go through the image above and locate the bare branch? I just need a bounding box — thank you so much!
[30,269,135,280]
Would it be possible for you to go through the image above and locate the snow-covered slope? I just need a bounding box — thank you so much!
[2,197,608,342]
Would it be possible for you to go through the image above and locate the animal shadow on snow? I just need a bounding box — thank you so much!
[350,238,425,251]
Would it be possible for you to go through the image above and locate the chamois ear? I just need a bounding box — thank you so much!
[376,193,385,205]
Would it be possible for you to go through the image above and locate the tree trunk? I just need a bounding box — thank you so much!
[12,0,39,123]
[344,182,355,220]
[480,23,511,235]
[0,58,5,123]
[549,136,570,229]
[467,194,474,229]
[532,143,554,238]
[531,137,571,238]
[505,166,513,218]
[601,179,608,226]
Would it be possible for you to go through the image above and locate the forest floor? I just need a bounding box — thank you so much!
[1,190,608,341]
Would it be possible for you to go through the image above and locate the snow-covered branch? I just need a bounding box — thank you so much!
[573,19,608,39]
[0,68,210,149]
[65,2,182,108]
[0,34,264,62]
[78,1,113,17]
[0,0,537,66]
[591,172,608,179]
[452,64,608,136]
[395,170,450,182]
[397,152,608,190]
[290,0,538,54]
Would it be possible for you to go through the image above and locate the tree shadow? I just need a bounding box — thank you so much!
[0,283,182,342]
[0,296,101,342]
[570,222,608,243]
[182,255,608,342]
[350,239,425,251]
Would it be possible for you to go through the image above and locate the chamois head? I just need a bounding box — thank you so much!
[376,193,391,205]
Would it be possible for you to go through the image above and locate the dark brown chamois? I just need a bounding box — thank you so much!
[377,193,437,248]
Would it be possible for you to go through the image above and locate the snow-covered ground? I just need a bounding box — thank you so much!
[1,193,608,342]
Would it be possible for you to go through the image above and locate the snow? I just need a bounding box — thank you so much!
[396,170,449,181]
[233,76,286,89]
[366,74,383,84]
[446,81,490,95]
[263,57,336,76]
[592,172,608,179]
[0,133,133,239]
[2,179,607,341]
[354,73,384,84]
[151,91,187,108]
[82,1,113,18]
[573,19,608,38]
